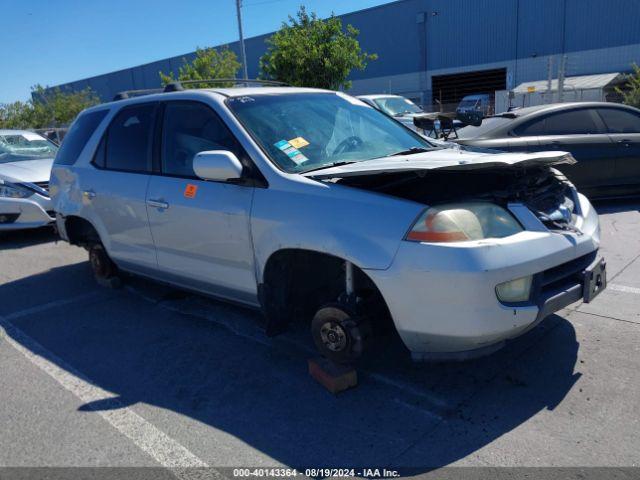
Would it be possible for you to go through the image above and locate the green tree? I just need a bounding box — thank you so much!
[616,63,640,108]
[0,85,99,129]
[159,47,241,89]
[259,6,376,90]
[30,85,100,128]
[0,101,34,129]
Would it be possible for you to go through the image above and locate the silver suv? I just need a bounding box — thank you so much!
[51,84,606,363]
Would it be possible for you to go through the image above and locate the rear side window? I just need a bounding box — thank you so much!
[456,116,513,139]
[54,109,108,165]
[512,118,545,136]
[161,101,239,177]
[597,108,640,134]
[103,104,156,172]
[544,109,600,135]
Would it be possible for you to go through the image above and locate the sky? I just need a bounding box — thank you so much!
[0,0,392,103]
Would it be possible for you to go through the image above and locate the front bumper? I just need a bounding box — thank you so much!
[0,195,54,230]
[366,193,604,360]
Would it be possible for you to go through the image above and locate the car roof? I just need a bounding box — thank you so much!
[88,86,336,111]
[357,94,405,100]
[0,129,46,137]
[461,94,489,100]
[504,101,638,118]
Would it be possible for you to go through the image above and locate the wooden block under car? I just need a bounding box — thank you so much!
[308,357,358,394]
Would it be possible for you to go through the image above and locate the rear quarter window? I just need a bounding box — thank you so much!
[457,116,512,139]
[54,109,109,165]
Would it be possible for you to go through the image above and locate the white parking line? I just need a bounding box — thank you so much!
[609,283,640,295]
[3,292,101,321]
[0,313,222,480]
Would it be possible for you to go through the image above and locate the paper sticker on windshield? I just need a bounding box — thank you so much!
[21,132,43,141]
[274,139,308,165]
[288,137,309,149]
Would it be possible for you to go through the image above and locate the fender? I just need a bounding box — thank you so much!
[250,179,424,283]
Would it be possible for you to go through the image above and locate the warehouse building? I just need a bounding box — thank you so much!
[51,0,640,109]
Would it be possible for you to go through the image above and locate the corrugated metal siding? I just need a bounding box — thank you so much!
[341,0,426,79]
[425,0,518,70]
[49,0,640,102]
[516,0,565,58]
[565,0,640,52]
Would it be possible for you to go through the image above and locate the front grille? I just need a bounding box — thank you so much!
[538,251,597,293]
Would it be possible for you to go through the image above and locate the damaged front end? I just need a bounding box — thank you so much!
[309,152,582,234]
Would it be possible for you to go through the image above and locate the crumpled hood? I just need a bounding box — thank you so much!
[0,158,54,183]
[303,149,575,179]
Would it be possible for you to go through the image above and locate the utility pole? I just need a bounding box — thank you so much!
[557,54,567,103]
[236,0,249,80]
[547,56,554,104]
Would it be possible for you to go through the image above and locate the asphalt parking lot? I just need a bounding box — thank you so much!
[0,199,639,475]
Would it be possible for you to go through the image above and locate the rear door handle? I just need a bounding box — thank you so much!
[82,189,96,199]
[147,199,169,209]
[617,139,632,146]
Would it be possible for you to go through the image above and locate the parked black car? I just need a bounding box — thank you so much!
[454,102,640,198]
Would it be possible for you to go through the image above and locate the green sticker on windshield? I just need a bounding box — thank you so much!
[274,139,308,165]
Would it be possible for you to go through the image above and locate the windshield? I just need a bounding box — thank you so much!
[458,99,480,109]
[227,92,435,173]
[373,97,422,116]
[456,116,513,139]
[0,132,59,164]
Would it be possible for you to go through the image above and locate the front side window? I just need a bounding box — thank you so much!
[0,131,58,164]
[227,92,436,173]
[544,109,601,135]
[103,104,156,172]
[161,101,239,177]
[597,108,640,134]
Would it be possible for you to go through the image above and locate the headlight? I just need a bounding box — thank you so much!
[496,275,533,303]
[405,202,523,243]
[0,181,33,199]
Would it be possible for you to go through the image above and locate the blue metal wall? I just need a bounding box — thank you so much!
[51,0,640,101]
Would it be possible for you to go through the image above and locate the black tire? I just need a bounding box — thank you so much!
[311,303,372,365]
[88,243,119,285]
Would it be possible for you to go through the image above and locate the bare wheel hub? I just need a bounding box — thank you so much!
[319,322,348,352]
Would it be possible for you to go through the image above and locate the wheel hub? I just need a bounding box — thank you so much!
[319,321,348,352]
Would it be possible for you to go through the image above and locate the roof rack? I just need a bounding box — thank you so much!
[112,88,164,101]
[112,78,288,101]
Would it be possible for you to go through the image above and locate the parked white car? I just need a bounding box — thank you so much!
[51,85,606,362]
[357,94,425,132]
[0,130,58,230]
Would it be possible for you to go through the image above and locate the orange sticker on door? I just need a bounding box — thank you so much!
[184,184,198,198]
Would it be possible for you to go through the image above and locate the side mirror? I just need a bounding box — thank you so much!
[193,150,243,182]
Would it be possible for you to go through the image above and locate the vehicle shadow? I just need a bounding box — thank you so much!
[0,263,580,472]
[0,227,57,250]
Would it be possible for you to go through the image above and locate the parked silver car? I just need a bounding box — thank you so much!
[0,130,58,230]
[51,86,606,362]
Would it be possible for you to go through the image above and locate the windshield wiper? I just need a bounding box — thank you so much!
[388,147,432,157]
[301,160,359,174]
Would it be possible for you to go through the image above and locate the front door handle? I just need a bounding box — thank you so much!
[82,189,96,200]
[147,199,169,209]
[617,139,631,146]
